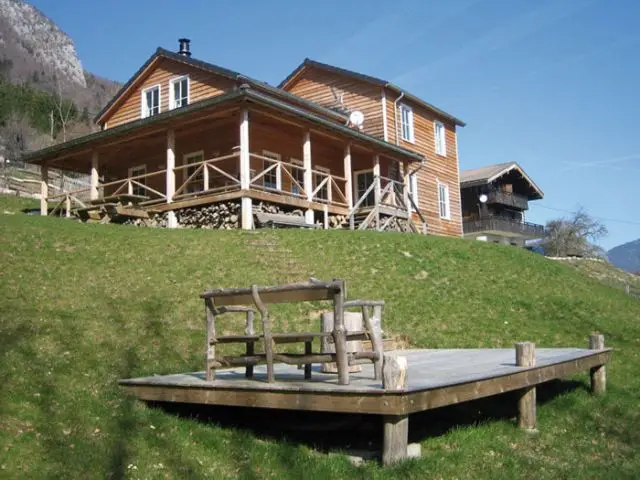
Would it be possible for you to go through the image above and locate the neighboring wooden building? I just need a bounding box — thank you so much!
[25,40,465,236]
[459,162,544,247]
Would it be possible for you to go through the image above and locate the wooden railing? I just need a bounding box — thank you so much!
[173,152,241,200]
[463,216,544,237]
[310,168,348,207]
[346,175,426,233]
[102,169,168,204]
[47,188,92,217]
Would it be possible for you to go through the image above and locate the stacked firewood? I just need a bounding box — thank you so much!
[176,201,241,229]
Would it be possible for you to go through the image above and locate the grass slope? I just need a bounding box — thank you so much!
[1,195,639,479]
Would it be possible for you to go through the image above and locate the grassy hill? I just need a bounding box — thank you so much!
[1,195,639,479]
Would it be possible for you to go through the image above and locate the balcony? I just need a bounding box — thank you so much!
[486,190,529,210]
[463,216,544,238]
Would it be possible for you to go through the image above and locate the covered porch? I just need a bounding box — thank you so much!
[28,90,425,232]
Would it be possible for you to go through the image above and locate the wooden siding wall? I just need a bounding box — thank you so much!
[385,94,462,237]
[285,67,385,139]
[103,58,237,129]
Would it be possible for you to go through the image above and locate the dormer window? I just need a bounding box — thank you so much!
[170,76,189,109]
[141,85,160,118]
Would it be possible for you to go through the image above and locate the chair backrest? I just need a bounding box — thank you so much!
[201,279,344,307]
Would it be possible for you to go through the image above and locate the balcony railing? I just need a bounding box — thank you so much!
[463,216,544,237]
[486,190,529,210]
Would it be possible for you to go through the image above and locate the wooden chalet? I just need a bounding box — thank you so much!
[460,162,544,246]
[25,40,465,235]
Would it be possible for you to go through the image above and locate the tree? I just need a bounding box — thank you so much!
[541,207,608,257]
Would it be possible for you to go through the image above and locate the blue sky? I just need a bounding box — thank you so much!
[31,0,639,249]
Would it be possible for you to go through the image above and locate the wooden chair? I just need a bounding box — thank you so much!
[200,279,384,385]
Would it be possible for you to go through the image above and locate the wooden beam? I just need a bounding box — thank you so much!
[166,129,177,228]
[303,130,314,224]
[40,166,48,215]
[515,342,536,431]
[344,143,353,209]
[239,108,252,230]
[90,151,99,200]
[589,334,606,394]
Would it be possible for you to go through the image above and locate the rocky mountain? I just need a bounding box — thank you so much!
[608,238,640,274]
[0,0,120,154]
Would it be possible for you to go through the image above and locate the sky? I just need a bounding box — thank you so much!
[30,0,640,249]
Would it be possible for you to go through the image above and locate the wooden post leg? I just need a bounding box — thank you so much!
[363,305,384,380]
[589,334,606,394]
[332,281,349,385]
[205,299,217,381]
[515,342,536,430]
[304,340,312,380]
[252,285,275,383]
[245,310,254,379]
[382,414,408,466]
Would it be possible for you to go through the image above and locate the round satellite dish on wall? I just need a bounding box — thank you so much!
[479,194,488,203]
[349,110,365,128]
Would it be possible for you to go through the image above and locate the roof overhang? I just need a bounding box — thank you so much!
[25,87,423,167]
[461,163,544,199]
[279,59,466,127]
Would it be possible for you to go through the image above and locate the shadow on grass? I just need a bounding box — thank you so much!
[145,378,588,457]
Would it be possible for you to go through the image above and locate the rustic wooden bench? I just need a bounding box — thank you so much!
[200,279,384,385]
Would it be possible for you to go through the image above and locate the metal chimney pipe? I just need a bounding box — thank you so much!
[178,38,191,57]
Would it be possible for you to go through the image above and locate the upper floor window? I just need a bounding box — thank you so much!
[141,85,160,118]
[408,172,419,211]
[399,104,414,143]
[434,121,447,156]
[170,76,189,110]
[438,182,451,220]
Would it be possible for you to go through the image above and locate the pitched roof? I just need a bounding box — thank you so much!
[27,87,424,166]
[460,162,544,199]
[278,58,466,127]
[95,48,348,125]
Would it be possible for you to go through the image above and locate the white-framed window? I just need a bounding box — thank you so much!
[183,150,205,193]
[399,104,414,143]
[289,158,304,196]
[314,165,330,201]
[128,164,146,196]
[408,172,419,211]
[354,169,375,207]
[141,85,161,118]
[262,150,281,190]
[434,121,447,156]
[169,76,189,110]
[438,182,451,220]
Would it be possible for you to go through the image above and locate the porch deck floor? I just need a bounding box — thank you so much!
[120,347,611,415]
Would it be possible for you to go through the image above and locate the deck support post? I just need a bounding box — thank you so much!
[239,108,252,230]
[344,143,353,209]
[323,204,329,229]
[90,151,99,200]
[403,161,411,220]
[303,130,314,225]
[382,414,409,466]
[515,342,536,431]
[373,155,381,230]
[589,334,606,394]
[166,128,178,228]
[40,165,48,216]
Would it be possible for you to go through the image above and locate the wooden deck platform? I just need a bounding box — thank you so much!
[120,346,611,465]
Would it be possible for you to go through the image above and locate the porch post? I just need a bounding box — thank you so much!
[403,160,411,218]
[239,108,253,229]
[373,154,381,204]
[40,165,48,216]
[344,143,353,209]
[166,128,178,228]
[90,151,99,200]
[303,130,314,224]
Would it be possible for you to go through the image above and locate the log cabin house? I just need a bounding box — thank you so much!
[25,39,465,235]
[460,162,544,247]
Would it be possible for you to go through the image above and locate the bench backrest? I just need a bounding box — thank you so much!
[201,280,344,307]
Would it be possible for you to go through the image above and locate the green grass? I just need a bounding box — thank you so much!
[1,194,639,479]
